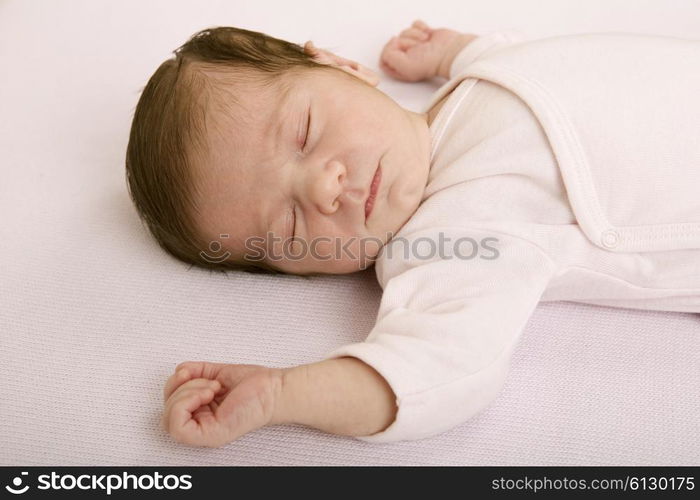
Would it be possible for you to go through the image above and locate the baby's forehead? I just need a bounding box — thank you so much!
[193,65,343,184]
[200,98,273,173]
[193,87,279,199]
[199,72,302,152]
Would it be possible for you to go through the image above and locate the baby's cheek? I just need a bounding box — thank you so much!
[304,236,337,261]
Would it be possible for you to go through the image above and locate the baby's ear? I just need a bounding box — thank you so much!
[303,41,379,87]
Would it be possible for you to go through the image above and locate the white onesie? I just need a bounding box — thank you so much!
[323,32,700,443]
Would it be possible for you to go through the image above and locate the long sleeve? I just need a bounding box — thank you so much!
[322,228,558,443]
[449,30,527,78]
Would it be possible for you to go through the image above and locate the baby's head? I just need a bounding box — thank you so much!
[126,26,431,276]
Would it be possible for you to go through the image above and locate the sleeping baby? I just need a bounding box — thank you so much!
[125,20,700,446]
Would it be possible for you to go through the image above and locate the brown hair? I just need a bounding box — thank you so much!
[125,26,329,276]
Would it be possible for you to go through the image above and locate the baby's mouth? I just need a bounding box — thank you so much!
[365,163,382,221]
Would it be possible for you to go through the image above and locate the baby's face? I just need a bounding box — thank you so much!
[194,66,431,274]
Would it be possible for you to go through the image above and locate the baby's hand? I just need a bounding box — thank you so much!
[161,361,283,447]
[380,20,474,82]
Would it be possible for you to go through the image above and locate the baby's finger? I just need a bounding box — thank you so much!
[412,19,431,32]
[396,37,419,51]
[164,383,220,444]
[163,368,195,402]
[382,44,411,68]
[163,379,221,430]
[400,27,429,42]
[169,378,221,405]
[164,378,220,418]
[381,47,425,82]
[175,361,226,382]
[379,57,400,78]
[383,36,417,55]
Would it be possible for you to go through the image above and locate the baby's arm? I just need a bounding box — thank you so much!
[161,357,397,447]
[272,357,397,436]
[436,33,479,79]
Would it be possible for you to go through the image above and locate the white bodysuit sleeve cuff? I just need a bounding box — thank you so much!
[324,332,519,443]
[449,30,527,79]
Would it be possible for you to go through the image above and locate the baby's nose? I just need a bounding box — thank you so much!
[325,162,364,205]
[304,161,341,213]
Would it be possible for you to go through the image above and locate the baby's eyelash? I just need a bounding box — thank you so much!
[301,111,311,151]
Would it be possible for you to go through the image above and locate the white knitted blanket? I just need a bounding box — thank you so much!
[1,0,698,465]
